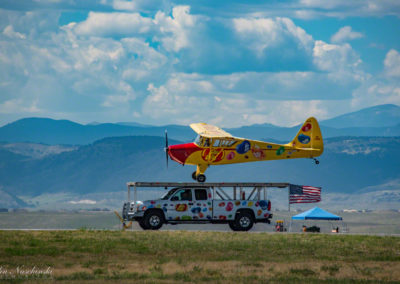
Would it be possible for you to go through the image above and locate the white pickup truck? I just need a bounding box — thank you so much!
[122,182,288,231]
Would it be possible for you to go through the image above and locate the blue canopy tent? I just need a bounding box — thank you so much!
[290,207,347,232]
[292,207,342,220]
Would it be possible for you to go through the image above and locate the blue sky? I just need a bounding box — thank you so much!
[0,0,399,127]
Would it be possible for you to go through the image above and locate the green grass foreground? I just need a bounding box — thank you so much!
[0,230,399,283]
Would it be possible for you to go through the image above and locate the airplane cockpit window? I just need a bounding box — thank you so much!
[194,135,201,145]
[194,136,214,147]
[219,139,236,147]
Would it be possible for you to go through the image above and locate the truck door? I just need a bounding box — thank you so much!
[167,188,193,221]
[193,188,211,220]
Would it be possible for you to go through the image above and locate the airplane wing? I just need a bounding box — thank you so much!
[190,123,233,138]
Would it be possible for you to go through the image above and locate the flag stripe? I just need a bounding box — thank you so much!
[289,185,321,204]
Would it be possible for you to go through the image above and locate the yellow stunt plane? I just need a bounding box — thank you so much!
[166,117,323,182]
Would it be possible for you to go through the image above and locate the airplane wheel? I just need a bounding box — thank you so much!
[192,171,197,181]
[315,160,320,165]
[196,174,206,183]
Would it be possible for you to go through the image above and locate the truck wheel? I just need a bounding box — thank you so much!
[143,211,164,230]
[228,221,241,231]
[138,218,148,230]
[196,174,206,183]
[235,212,254,231]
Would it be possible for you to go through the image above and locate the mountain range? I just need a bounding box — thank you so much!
[0,104,399,209]
[1,135,399,200]
[0,104,399,145]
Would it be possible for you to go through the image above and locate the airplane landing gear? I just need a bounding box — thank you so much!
[313,158,320,165]
[192,171,206,182]
[193,165,208,183]
[196,174,206,183]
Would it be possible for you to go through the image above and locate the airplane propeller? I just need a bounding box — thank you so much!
[164,130,169,168]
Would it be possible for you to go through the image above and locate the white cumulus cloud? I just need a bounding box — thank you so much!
[313,40,362,72]
[73,12,153,36]
[0,4,395,127]
[331,26,363,43]
[384,49,400,77]
[233,17,314,57]
[2,25,26,39]
[154,5,197,52]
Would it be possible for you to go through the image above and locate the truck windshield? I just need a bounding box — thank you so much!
[161,188,179,200]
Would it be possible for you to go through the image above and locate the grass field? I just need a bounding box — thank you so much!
[0,230,399,283]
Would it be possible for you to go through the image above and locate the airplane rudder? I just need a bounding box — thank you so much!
[309,117,323,151]
[291,117,323,150]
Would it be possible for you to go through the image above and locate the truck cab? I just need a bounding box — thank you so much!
[123,182,278,231]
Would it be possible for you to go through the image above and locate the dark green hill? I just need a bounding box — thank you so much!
[0,136,399,197]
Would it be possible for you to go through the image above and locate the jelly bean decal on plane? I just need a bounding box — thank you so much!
[251,144,265,160]
[236,140,251,154]
[298,134,311,144]
[276,146,285,156]
[201,148,224,162]
[226,151,235,160]
[302,123,312,132]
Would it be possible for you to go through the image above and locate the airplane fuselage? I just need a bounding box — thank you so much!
[168,139,321,166]
[166,117,324,182]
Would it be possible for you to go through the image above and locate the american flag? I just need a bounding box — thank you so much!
[289,184,321,204]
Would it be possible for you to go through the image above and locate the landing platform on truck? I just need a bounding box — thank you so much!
[122,182,289,231]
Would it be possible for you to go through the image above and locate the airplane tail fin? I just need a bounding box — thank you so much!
[287,117,323,156]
